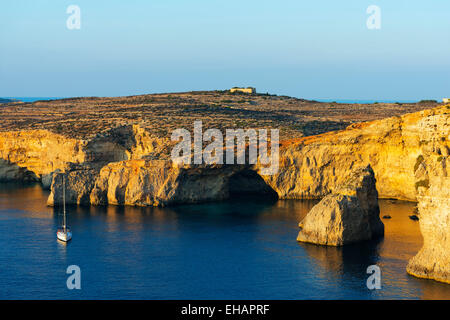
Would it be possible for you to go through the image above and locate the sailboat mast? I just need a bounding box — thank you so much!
[63,175,66,232]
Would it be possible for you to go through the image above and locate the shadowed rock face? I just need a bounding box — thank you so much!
[228,170,279,199]
[0,159,38,182]
[297,165,384,246]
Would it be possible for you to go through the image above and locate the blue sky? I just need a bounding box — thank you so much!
[1,0,449,100]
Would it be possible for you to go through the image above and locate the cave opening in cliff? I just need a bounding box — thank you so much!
[227,170,278,201]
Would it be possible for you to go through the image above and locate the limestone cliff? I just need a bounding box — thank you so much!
[297,165,384,246]
[262,105,449,201]
[44,105,449,208]
[0,130,86,181]
[89,161,251,206]
[47,160,277,207]
[406,113,450,284]
[0,125,169,183]
[47,164,98,206]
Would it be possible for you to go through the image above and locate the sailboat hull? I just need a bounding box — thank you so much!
[57,176,72,242]
[57,230,72,242]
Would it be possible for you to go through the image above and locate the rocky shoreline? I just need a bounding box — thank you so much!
[0,97,448,284]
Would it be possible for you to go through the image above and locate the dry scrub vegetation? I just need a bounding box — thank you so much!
[0,91,440,140]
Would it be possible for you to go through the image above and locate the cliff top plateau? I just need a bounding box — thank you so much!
[0,91,441,140]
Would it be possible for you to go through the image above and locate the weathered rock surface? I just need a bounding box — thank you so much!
[47,164,99,206]
[47,158,280,207]
[297,165,384,246]
[406,114,450,284]
[0,125,169,183]
[89,160,247,206]
[0,130,86,181]
[263,105,450,201]
[47,159,275,206]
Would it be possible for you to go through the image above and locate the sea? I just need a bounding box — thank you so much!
[1,183,449,300]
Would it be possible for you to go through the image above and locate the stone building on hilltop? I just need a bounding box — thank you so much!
[230,87,256,94]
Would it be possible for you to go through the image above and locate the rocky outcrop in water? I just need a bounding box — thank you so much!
[89,160,247,206]
[406,112,450,284]
[47,160,278,207]
[297,165,384,246]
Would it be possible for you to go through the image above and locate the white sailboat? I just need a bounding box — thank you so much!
[57,175,72,242]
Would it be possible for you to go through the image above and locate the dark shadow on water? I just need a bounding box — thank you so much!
[300,237,383,276]
[298,237,385,297]
[0,181,40,190]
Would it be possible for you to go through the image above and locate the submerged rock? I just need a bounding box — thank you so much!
[297,165,384,246]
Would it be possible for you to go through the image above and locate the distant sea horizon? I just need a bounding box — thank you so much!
[3,97,66,103]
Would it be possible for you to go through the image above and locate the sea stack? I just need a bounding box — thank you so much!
[297,165,384,246]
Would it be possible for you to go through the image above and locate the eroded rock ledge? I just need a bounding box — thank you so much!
[297,165,384,246]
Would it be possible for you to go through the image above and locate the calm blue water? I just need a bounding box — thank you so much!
[2,97,65,102]
[1,183,449,300]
